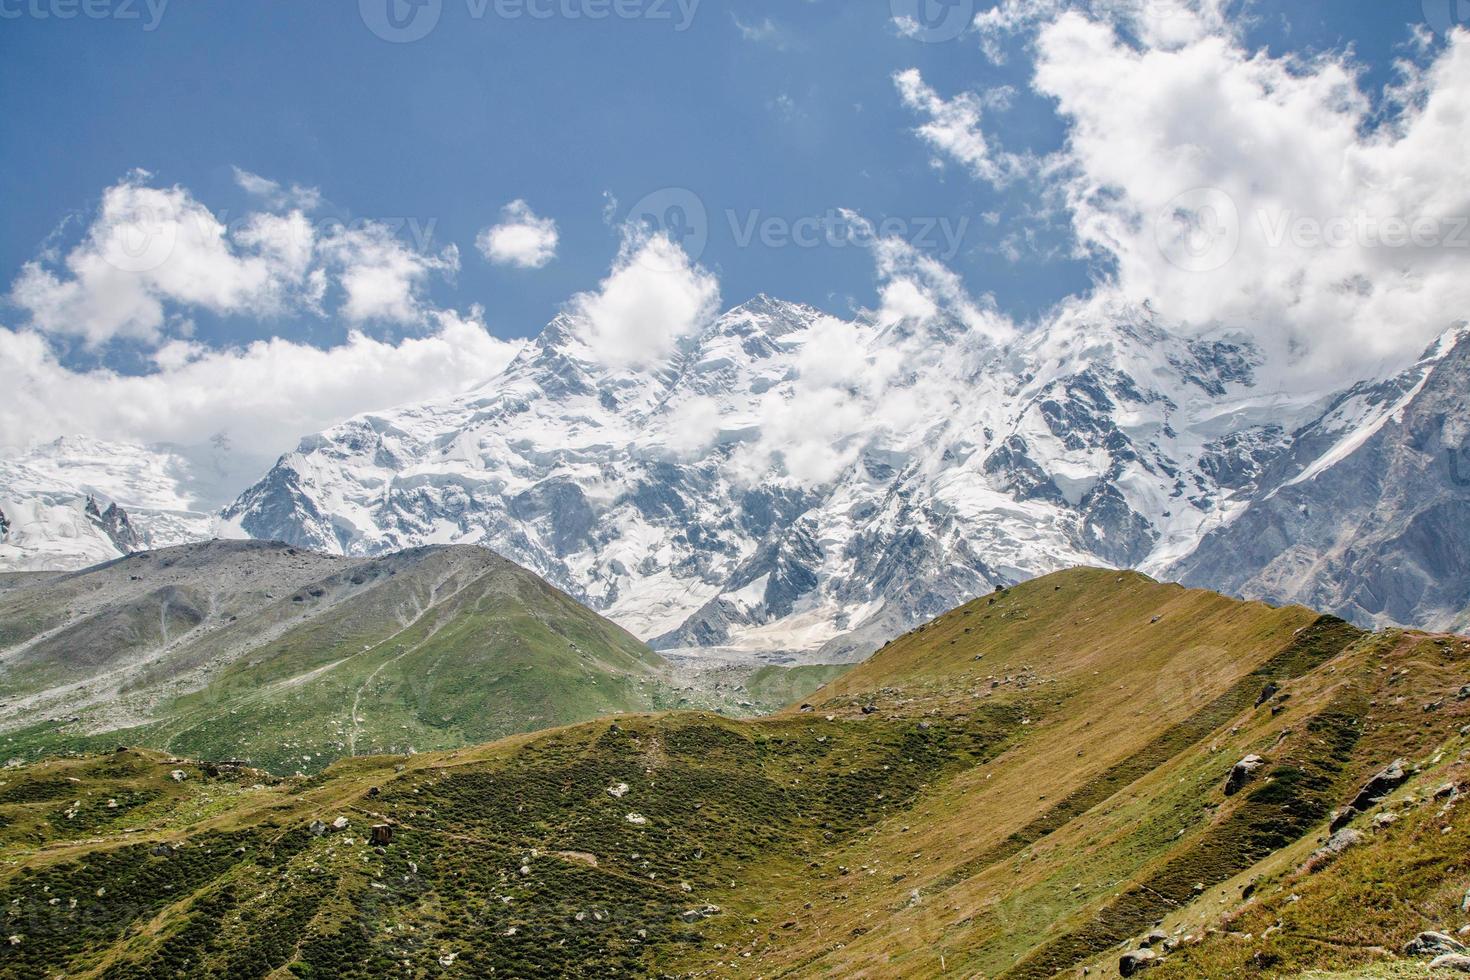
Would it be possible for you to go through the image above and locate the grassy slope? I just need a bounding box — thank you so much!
[2,569,1468,979]
[0,543,669,775]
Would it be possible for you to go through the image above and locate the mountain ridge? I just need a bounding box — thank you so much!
[5,299,1468,652]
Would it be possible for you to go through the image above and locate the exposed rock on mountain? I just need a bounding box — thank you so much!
[222,298,1339,657]
[1174,327,1470,633]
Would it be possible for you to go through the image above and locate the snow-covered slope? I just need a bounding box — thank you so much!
[1172,325,1470,633]
[221,296,1360,659]
[16,301,1464,650]
[0,437,218,570]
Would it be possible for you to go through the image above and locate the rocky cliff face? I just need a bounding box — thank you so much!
[1172,327,1470,633]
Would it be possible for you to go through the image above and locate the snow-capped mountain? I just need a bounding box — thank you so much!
[0,437,218,571]
[1173,325,1470,634]
[216,295,1406,659]
[8,300,1466,650]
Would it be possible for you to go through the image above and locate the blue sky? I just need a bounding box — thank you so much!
[0,0,1447,368]
[3,0,1469,481]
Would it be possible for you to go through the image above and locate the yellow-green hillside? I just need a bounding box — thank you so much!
[3,568,1469,979]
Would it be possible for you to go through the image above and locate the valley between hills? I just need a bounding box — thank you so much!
[3,561,1470,978]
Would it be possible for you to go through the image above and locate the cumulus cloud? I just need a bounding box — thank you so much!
[0,310,524,485]
[319,222,459,324]
[10,174,313,346]
[567,231,720,370]
[476,200,560,269]
[846,209,1016,343]
[899,2,1470,385]
[8,171,459,345]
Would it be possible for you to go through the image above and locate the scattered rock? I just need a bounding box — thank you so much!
[371,824,393,847]
[1304,828,1364,872]
[608,783,630,799]
[1224,755,1266,796]
[1329,806,1361,832]
[625,813,648,826]
[1119,948,1158,976]
[1256,683,1280,707]
[861,705,878,715]
[1143,929,1169,947]
[308,820,327,837]
[679,904,721,922]
[1405,932,1467,957]
[331,816,350,832]
[1372,812,1398,829]
[1431,954,1470,973]
[169,769,188,782]
[1349,760,1410,811]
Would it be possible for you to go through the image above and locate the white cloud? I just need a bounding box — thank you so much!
[0,311,524,487]
[9,172,459,344]
[900,2,1470,386]
[1031,9,1470,383]
[892,69,1023,185]
[476,200,560,269]
[10,174,312,346]
[732,14,792,49]
[850,210,1016,344]
[567,231,720,370]
[319,221,459,324]
[232,167,322,212]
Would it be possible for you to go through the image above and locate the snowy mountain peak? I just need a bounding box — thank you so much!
[10,299,1467,647]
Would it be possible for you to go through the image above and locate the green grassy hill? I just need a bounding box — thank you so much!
[0,542,673,774]
[2,568,1469,978]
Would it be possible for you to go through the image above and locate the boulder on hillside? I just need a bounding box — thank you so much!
[1119,948,1159,976]
[1349,760,1409,811]
[1405,931,1467,957]
[1304,828,1364,873]
[1224,755,1266,796]
[1431,954,1470,972]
